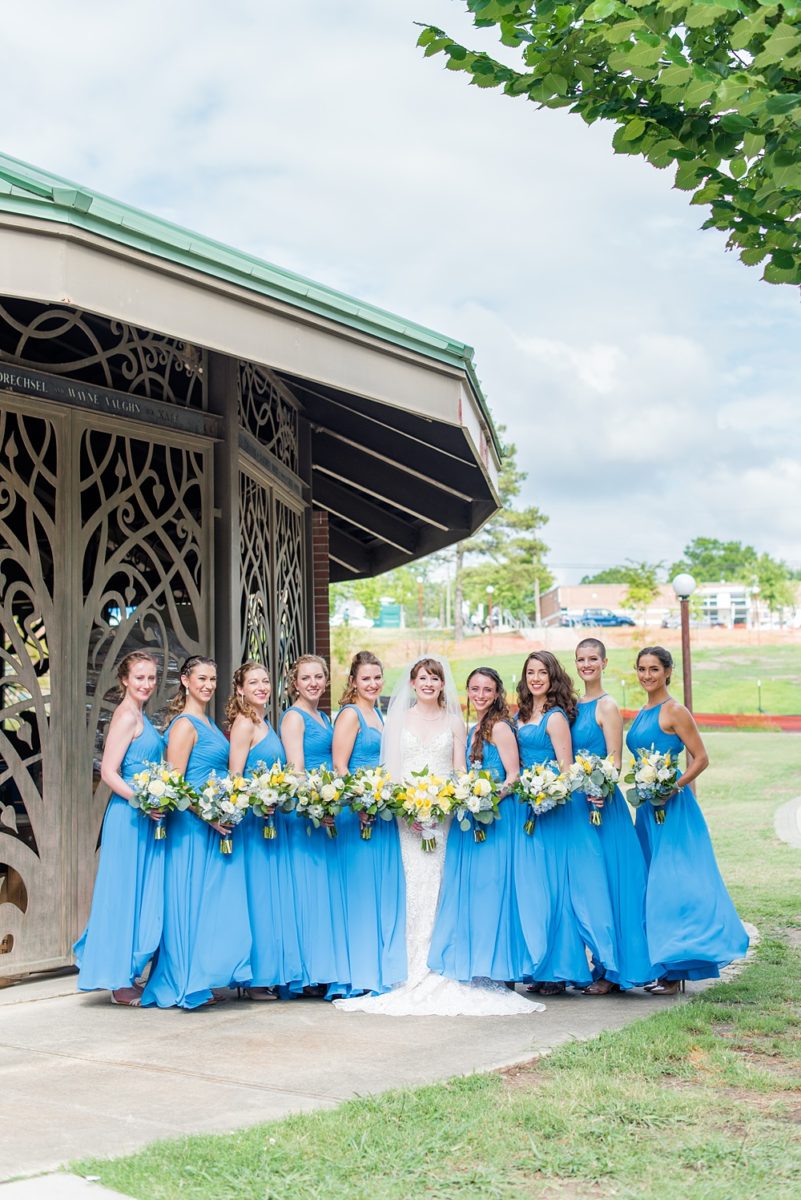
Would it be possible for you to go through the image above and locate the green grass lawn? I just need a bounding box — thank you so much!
[375,643,801,716]
[76,733,801,1199]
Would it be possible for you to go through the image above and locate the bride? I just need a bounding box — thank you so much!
[334,656,543,1016]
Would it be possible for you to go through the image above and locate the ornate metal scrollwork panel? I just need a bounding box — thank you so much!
[238,470,274,693]
[0,296,206,408]
[0,405,60,970]
[237,363,299,473]
[274,498,307,714]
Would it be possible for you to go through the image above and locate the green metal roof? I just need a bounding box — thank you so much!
[0,152,498,452]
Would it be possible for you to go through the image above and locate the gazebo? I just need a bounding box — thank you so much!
[0,153,501,979]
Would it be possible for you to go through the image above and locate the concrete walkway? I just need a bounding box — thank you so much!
[0,940,753,1186]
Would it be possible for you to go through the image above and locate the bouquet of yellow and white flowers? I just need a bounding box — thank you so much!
[451,768,501,843]
[196,772,252,853]
[515,761,570,835]
[294,766,346,838]
[246,760,302,839]
[624,747,679,824]
[393,767,455,852]
[129,761,193,839]
[342,765,397,840]
[567,751,620,826]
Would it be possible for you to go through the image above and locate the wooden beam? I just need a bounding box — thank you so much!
[313,474,417,555]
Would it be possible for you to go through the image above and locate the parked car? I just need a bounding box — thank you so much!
[580,608,636,627]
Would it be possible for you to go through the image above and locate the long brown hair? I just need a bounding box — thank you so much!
[339,651,383,707]
[163,655,217,726]
[516,651,578,723]
[287,654,329,702]
[115,651,158,699]
[410,657,446,707]
[225,661,268,729]
[466,667,509,765]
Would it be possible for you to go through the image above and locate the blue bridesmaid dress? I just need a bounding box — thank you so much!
[515,711,593,986]
[627,703,749,981]
[429,725,530,981]
[141,714,252,1008]
[74,714,165,990]
[242,726,303,989]
[336,706,406,994]
[280,707,350,995]
[571,699,651,989]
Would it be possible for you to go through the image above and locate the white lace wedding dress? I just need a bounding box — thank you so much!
[334,725,543,1016]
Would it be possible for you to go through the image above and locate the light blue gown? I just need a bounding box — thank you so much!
[141,714,252,1009]
[280,706,350,995]
[242,726,303,989]
[336,706,406,994]
[572,699,651,989]
[74,714,165,990]
[515,711,593,986]
[429,725,530,981]
[627,703,749,981]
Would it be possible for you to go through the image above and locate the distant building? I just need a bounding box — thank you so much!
[541,582,801,629]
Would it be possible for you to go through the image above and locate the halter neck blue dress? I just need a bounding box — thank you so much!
[429,723,530,982]
[141,714,252,1008]
[280,706,350,995]
[74,713,165,990]
[242,724,302,989]
[336,705,406,994]
[626,703,748,981]
[572,698,651,989]
[515,710,593,986]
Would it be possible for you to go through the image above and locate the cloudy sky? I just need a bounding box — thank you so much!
[4,1,800,580]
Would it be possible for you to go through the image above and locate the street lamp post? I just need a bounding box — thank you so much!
[672,572,697,712]
[486,585,494,647]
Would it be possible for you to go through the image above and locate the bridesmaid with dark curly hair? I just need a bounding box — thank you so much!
[515,650,615,994]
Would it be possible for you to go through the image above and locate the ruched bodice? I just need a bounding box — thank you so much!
[517,708,565,767]
[572,699,606,757]
[467,724,505,780]
[167,714,228,787]
[337,705,382,770]
[120,716,164,780]
[245,726,285,772]
[282,706,333,770]
[626,703,684,760]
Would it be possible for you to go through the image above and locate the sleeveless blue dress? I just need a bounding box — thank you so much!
[428,724,529,981]
[515,711,593,985]
[336,706,406,994]
[141,714,252,1008]
[280,707,350,994]
[627,703,748,981]
[242,726,303,989]
[571,699,651,989]
[74,714,165,990]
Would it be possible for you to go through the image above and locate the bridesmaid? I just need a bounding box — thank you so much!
[429,667,529,984]
[573,638,652,993]
[515,651,600,993]
[627,646,749,994]
[280,654,350,997]
[227,661,302,1000]
[141,656,252,1009]
[332,651,406,995]
[74,651,165,1005]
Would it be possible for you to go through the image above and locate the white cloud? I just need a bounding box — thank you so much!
[2,0,800,575]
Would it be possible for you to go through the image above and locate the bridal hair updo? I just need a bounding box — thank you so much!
[163,655,217,725]
[339,651,383,707]
[410,657,447,708]
[225,661,269,729]
[287,654,329,702]
[636,645,674,684]
[516,650,578,723]
[466,667,509,765]
[115,650,158,699]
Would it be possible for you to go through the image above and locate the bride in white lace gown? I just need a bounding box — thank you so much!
[334,657,544,1016]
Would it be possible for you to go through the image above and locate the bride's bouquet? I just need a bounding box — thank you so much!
[394,767,455,852]
[246,760,302,839]
[567,751,620,826]
[624,747,679,824]
[294,766,346,838]
[196,772,252,853]
[129,761,194,839]
[515,761,570,834]
[451,768,501,843]
[342,765,397,840]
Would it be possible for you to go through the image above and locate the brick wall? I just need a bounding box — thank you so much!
[311,509,332,712]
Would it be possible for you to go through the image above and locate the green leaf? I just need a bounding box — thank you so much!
[730,157,747,179]
[584,0,618,16]
[684,4,729,27]
[765,93,801,115]
[719,113,754,132]
[754,23,801,68]
[621,116,647,140]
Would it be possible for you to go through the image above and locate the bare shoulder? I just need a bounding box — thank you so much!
[108,703,138,735]
[335,706,360,731]
[662,697,691,731]
[493,720,517,748]
[449,712,467,739]
[281,708,303,731]
[597,693,620,719]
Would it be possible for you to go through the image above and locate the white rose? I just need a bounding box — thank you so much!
[475,778,492,797]
[147,780,167,799]
[639,765,657,784]
[320,783,337,802]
